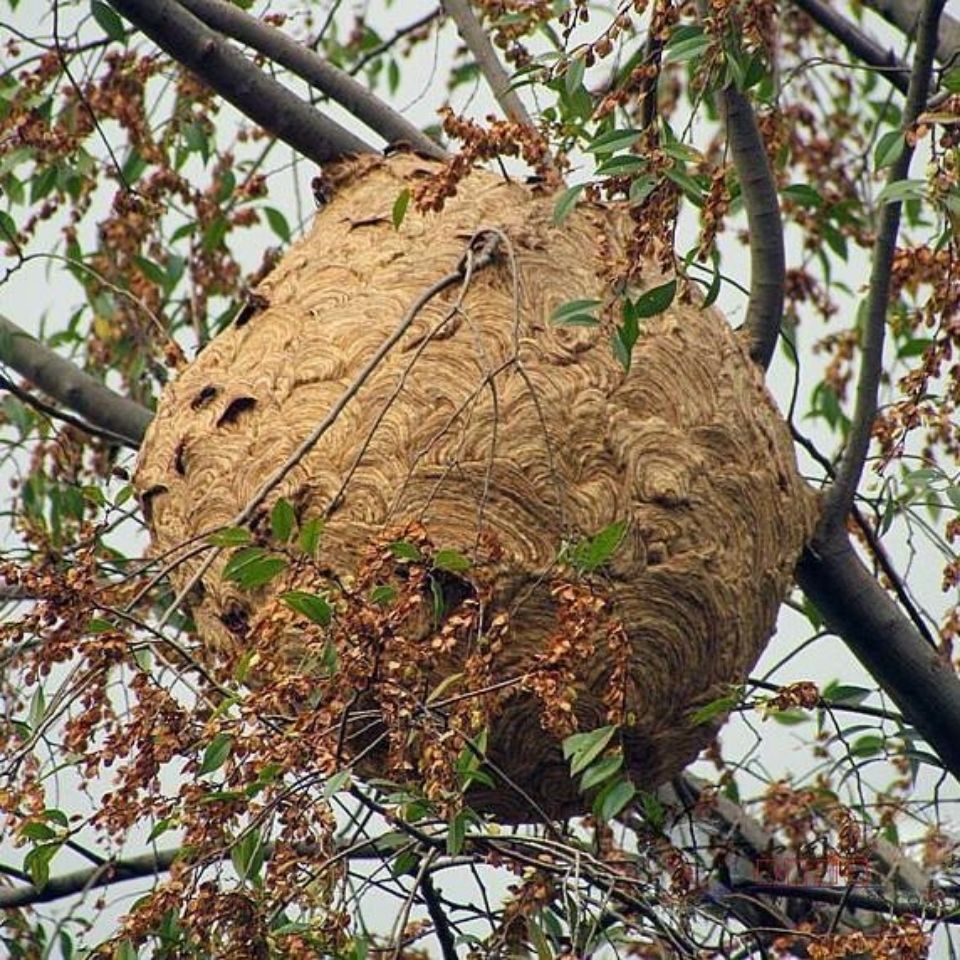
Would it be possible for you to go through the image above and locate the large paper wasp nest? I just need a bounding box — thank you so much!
[135,154,817,822]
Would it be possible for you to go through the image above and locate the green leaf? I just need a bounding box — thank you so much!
[874,130,905,169]
[270,498,296,542]
[850,734,885,758]
[782,184,823,207]
[593,776,636,821]
[570,520,627,572]
[113,940,137,960]
[563,724,617,774]
[207,527,252,547]
[231,827,265,882]
[280,590,332,626]
[392,188,411,229]
[20,822,57,842]
[631,278,677,319]
[664,29,709,64]
[564,56,585,98]
[434,548,471,573]
[550,298,602,326]
[586,128,641,154]
[876,179,926,206]
[223,547,287,590]
[298,517,323,558]
[323,768,353,798]
[370,584,397,606]
[389,540,421,561]
[447,810,468,855]
[263,206,291,243]
[199,733,233,775]
[595,154,647,177]
[579,752,623,790]
[553,183,584,225]
[91,0,126,41]
[629,175,656,204]
[689,689,740,725]
[24,842,61,889]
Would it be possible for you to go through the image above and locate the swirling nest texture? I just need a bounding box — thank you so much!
[136,153,817,822]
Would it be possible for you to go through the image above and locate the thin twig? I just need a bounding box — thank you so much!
[824,0,946,528]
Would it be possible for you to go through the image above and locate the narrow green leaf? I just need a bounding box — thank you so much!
[586,129,641,154]
[199,733,233,775]
[593,776,636,821]
[563,724,617,771]
[270,498,296,542]
[298,517,323,558]
[579,752,623,790]
[91,0,126,41]
[631,278,677,318]
[207,527,252,547]
[553,183,584,225]
[571,520,627,572]
[392,188,411,229]
[263,206,291,243]
[876,179,926,206]
[874,130,905,169]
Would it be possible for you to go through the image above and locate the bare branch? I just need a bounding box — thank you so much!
[177,0,445,159]
[0,847,180,910]
[106,0,374,166]
[796,534,960,781]
[721,84,785,369]
[0,373,139,449]
[0,316,151,446]
[348,8,442,77]
[824,0,945,527]
[442,0,537,129]
[792,0,912,94]
[862,0,960,65]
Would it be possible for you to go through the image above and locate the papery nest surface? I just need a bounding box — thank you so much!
[135,153,817,822]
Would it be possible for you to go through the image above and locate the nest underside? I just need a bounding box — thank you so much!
[135,154,817,822]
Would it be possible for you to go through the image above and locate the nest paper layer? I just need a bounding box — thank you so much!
[135,154,817,821]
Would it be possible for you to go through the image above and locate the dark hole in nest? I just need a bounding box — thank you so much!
[217,396,256,428]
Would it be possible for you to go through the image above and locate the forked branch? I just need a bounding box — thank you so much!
[824,0,945,528]
[107,0,374,165]
[862,0,960,65]
[177,0,445,158]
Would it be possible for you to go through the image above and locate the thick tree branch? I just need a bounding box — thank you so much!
[824,0,944,528]
[722,85,785,369]
[107,0,374,166]
[441,0,537,129]
[862,0,960,65]
[792,0,912,94]
[177,0,445,159]
[797,534,960,780]
[0,317,151,446]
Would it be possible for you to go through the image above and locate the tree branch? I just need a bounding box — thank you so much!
[823,0,945,528]
[796,534,960,780]
[441,0,537,129]
[177,0,445,159]
[0,373,139,449]
[0,317,152,446]
[792,0,912,94]
[107,0,374,166]
[721,84,785,369]
[862,0,960,66]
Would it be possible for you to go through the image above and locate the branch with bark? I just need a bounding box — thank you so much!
[107,0,375,166]
[177,0,445,158]
[862,0,960,65]
[792,0,912,94]
[824,0,945,527]
[0,317,152,446]
[442,0,537,130]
